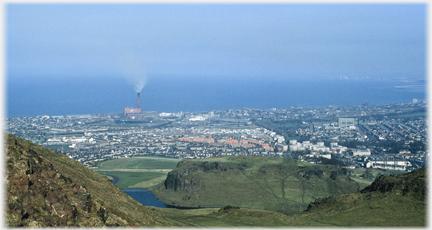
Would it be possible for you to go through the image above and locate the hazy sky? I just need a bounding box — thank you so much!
[6,3,426,81]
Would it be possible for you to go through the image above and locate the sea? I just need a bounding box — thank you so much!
[6,75,427,117]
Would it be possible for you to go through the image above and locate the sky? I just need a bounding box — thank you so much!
[6,3,426,84]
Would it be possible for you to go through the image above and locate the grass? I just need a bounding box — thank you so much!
[292,194,425,227]
[150,156,360,215]
[128,175,168,189]
[154,207,295,227]
[93,156,181,189]
[93,171,167,190]
[97,157,181,170]
[9,134,424,227]
[6,134,178,227]
[348,168,406,189]
[152,192,425,227]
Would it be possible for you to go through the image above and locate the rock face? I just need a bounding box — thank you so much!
[164,161,246,192]
[6,135,129,227]
[298,168,350,180]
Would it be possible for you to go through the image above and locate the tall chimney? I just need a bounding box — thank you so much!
[137,92,140,109]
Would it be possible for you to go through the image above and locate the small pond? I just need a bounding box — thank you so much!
[123,189,167,208]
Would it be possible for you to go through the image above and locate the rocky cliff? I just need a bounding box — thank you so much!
[164,161,247,191]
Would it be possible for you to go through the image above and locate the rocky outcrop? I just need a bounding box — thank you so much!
[164,161,246,192]
[304,167,426,213]
[164,171,201,192]
[299,167,350,180]
[6,135,129,227]
[360,167,426,200]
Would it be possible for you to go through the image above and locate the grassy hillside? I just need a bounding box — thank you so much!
[150,156,360,215]
[6,133,424,227]
[5,134,179,227]
[151,167,426,227]
[288,167,426,226]
[349,168,406,189]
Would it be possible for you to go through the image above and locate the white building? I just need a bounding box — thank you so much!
[366,160,411,171]
[189,116,207,121]
[289,140,345,153]
[353,148,371,156]
[330,142,348,153]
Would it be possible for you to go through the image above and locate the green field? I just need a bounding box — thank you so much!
[93,156,182,189]
[96,171,167,190]
[97,157,181,170]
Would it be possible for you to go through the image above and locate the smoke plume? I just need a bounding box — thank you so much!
[121,52,148,93]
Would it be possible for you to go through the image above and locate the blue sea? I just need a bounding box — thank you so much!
[6,75,426,117]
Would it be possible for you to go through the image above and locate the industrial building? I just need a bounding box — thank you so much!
[124,92,159,118]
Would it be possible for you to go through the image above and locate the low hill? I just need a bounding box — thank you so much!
[290,167,426,226]
[152,167,426,227]
[5,134,178,227]
[150,156,360,215]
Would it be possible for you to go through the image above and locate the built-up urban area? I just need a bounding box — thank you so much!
[5,99,427,172]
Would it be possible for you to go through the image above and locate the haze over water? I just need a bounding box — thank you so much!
[7,75,425,117]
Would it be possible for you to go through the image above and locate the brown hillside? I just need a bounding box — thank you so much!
[5,134,177,227]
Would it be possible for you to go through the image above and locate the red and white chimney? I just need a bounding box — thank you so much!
[137,92,140,109]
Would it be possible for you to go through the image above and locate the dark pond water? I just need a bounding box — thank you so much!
[123,189,168,208]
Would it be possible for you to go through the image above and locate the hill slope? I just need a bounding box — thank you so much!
[150,156,360,215]
[290,167,426,226]
[5,134,177,227]
[152,167,426,227]
[6,133,425,227]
